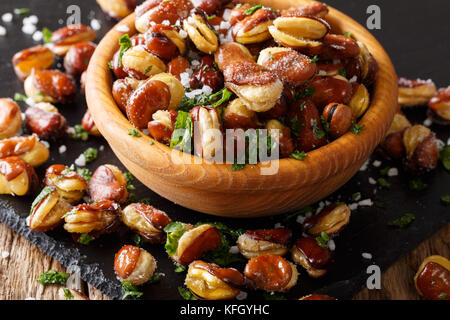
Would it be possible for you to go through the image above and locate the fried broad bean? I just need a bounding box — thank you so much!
[190,106,223,160]
[51,24,96,56]
[380,113,411,160]
[244,254,298,292]
[64,42,97,77]
[356,41,378,86]
[29,187,72,232]
[81,110,101,136]
[237,228,292,259]
[122,203,172,243]
[0,135,49,167]
[189,55,224,92]
[414,255,450,300]
[0,98,22,139]
[232,6,276,44]
[191,0,225,15]
[88,164,129,204]
[348,83,370,118]
[398,77,437,107]
[44,164,88,204]
[223,98,258,130]
[257,47,316,87]
[12,45,54,81]
[184,11,219,54]
[265,119,295,158]
[224,61,283,112]
[281,2,329,18]
[64,200,121,237]
[214,42,254,73]
[148,110,177,144]
[428,86,450,121]
[291,237,333,278]
[122,45,166,80]
[114,245,157,286]
[126,78,171,128]
[24,69,76,104]
[403,125,439,173]
[167,56,191,80]
[186,260,245,300]
[307,75,352,110]
[303,204,351,237]
[112,77,143,112]
[110,49,128,79]
[150,72,184,109]
[25,102,68,140]
[0,156,39,196]
[145,24,186,61]
[322,103,354,139]
[96,0,138,19]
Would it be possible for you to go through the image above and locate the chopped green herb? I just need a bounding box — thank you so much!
[76,168,92,183]
[207,15,216,20]
[144,65,153,74]
[231,162,246,171]
[374,201,385,208]
[283,206,313,222]
[343,31,352,37]
[210,88,232,108]
[14,93,28,102]
[289,115,301,136]
[439,292,447,300]
[169,111,193,151]
[118,34,132,67]
[178,286,198,300]
[63,289,74,300]
[235,3,243,8]
[108,61,113,69]
[164,222,190,256]
[440,195,450,205]
[262,292,287,300]
[289,150,307,161]
[128,129,142,137]
[61,207,79,219]
[149,140,154,145]
[296,87,315,100]
[83,147,98,163]
[174,263,186,273]
[439,146,450,171]
[125,172,134,185]
[320,115,330,134]
[310,55,319,63]
[408,178,428,191]
[132,233,144,247]
[312,119,325,139]
[379,166,390,176]
[30,187,55,214]
[315,231,330,249]
[351,192,361,201]
[212,61,220,71]
[147,272,163,284]
[338,67,347,78]
[351,123,364,135]
[69,124,89,141]
[78,233,94,245]
[121,280,143,300]
[14,8,30,15]
[377,177,391,189]
[388,213,415,228]
[244,4,263,15]
[37,270,70,285]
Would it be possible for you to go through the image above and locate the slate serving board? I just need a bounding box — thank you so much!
[0,0,449,300]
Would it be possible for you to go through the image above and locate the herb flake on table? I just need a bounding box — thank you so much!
[315,231,330,249]
[42,27,52,43]
[178,286,198,300]
[388,213,415,228]
[14,93,28,102]
[83,147,98,163]
[409,178,428,191]
[128,128,141,137]
[290,150,307,161]
[37,270,70,285]
[69,124,89,141]
[78,233,94,245]
[441,195,450,205]
[121,280,143,300]
[439,146,450,171]
[377,177,391,189]
[351,123,364,135]
[14,8,30,15]
[63,288,74,300]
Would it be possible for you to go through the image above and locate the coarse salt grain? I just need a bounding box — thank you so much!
[387,168,398,177]
[328,240,336,251]
[90,19,101,31]
[349,203,358,210]
[116,25,129,32]
[219,21,230,30]
[22,23,36,34]
[99,145,105,151]
[178,29,187,38]
[423,118,432,127]
[236,291,248,300]
[24,15,38,25]
[58,145,67,154]
[229,246,239,254]
[296,215,306,224]
[222,8,231,21]
[2,251,9,259]
[32,30,43,41]
[359,160,369,171]
[162,19,170,25]
[0,25,6,36]
[2,13,12,23]
[191,59,200,67]
[368,177,377,185]
[75,154,86,167]
[185,89,202,99]
[362,252,372,259]
[202,85,212,95]
[180,72,191,88]
[358,199,373,206]
[372,160,382,167]
[274,223,283,228]
[349,75,358,83]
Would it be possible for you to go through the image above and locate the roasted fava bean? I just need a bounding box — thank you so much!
[44,164,88,204]
[150,72,184,109]
[380,113,411,160]
[167,56,191,80]
[189,56,224,92]
[122,203,172,243]
[88,164,129,204]
[288,99,327,152]
[186,260,245,300]
[356,41,378,86]
[244,254,298,292]
[184,12,219,54]
[414,255,450,300]
[122,45,166,80]
[12,45,54,81]
[312,34,360,60]
[191,0,224,15]
[0,135,49,167]
[81,110,101,136]
[265,119,294,158]
[398,77,437,107]
[148,110,177,144]
[224,61,283,112]
[0,98,22,139]
[303,204,351,237]
[291,237,333,278]
[63,200,121,237]
[237,228,292,259]
[126,78,171,128]
[29,187,72,232]
[112,77,143,112]
[110,50,128,79]
[190,106,223,160]
[348,83,370,118]
[257,47,317,87]
[232,6,276,44]
[307,75,352,110]
[428,86,450,121]
[63,42,97,77]
[0,156,39,196]
[322,103,354,139]
[51,24,96,56]
[96,0,138,19]
[229,3,252,26]
[168,224,222,266]
[281,2,329,19]
[300,294,336,300]
[402,125,439,172]
[24,69,76,104]
[25,102,68,140]
[223,98,258,130]
[114,245,157,286]
[214,42,254,73]
[145,24,186,61]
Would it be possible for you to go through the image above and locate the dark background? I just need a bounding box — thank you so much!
[0,0,449,300]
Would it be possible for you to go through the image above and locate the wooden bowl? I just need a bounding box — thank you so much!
[86,0,397,218]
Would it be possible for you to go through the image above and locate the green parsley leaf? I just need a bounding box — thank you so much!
[231,162,246,171]
[169,111,193,151]
[244,4,263,15]
[144,65,153,74]
[118,34,132,67]
[174,263,186,273]
[262,292,287,300]
[296,87,315,100]
[377,177,391,189]
[310,55,319,63]
[374,201,385,208]
[439,146,450,171]
[178,287,198,300]
[439,292,447,300]
[147,272,163,284]
[210,88,233,108]
[63,288,74,300]
[132,233,145,247]
[78,233,94,245]
[283,206,313,222]
[121,280,143,300]
[441,195,450,205]
[149,140,154,145]
[76,167,93,183]
[164,222,190,256]
[351,192,361,201]
[312,119,325,139]
[42,27,53,43]
[315,231,330,249]
[351,123,364,135]
[388,213,415,228]
[14,93,28,102]
[207,15,216,20]
[128,129,141,137]
[289,150,307,161]
[408,178,428,191]
[338,67,347,78]
[14,8,30,15]
[69,124,89,141]
[289,115,301,136]
[30,187,55,214]
[83,147,98,163]
[343,31,352,37]
[37,270,70,285]
[379,166,390,176]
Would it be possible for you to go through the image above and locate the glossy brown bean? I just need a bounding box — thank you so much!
[63,42,97,77]
[190,55,224,91]
[308,75,352,110]
[214,42,254,72]
[148,110,177,144]
[112,77,142,112]
[244,254,293,292]
[25,105,67,140]
[145,24,181,61]
[322,103,353,139]
[167,56,191,80]
[88,165,128,204]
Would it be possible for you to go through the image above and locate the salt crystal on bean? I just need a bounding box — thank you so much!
[58,145,67,154]
[22,23,36,34]
[75,154,86,167]
[32,30,43,41]
[387,168,398,177]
